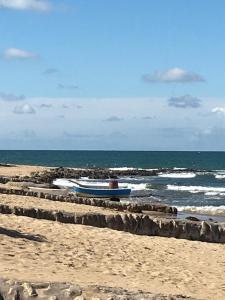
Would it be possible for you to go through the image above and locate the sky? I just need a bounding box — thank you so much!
[1,0,225,150]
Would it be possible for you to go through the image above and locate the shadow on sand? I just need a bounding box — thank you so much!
[0,226,46,242]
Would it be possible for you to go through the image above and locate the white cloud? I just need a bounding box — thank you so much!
[168,95,202,108]
[0,0,51,11]
[3,48,36,59]
[13,103,36,114]
[143,67,205,83]
[142,116,153,120]
[39,103,53,108]
[104,116,123,122]
[0,96,225,150]
[212,107,225,116]
[0,92,25,101]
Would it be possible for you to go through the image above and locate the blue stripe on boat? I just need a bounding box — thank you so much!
[71,186,131,198]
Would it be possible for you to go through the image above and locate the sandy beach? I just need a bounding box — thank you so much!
[0,164,49,177]
[0,165,225,299]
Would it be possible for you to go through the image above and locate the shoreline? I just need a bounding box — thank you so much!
[1,164,225,220]
[0,164,225,299]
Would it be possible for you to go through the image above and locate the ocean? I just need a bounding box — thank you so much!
[1,150,225,169]
[1,150,225,218]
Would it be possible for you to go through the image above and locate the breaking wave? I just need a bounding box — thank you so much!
[167,184,225,194]
[108,167,136,171]
[158,172,196,178]
[177,205,225,216]
[215,174,225,179]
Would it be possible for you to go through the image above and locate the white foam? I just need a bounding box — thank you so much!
[167,184,225,193]
[53,178,75,187]
[215,174,225,179]
[126,183,148,190]
[173,167,187,170]
[109,167,136,171]
[177,205,225,216]
[159,172,196,178]
[205,192,225,196]
[109,167,159,171]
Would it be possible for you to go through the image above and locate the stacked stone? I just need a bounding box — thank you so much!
[0,187,177,214]
[0,204,224,243]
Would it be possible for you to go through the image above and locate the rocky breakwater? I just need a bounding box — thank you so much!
[25,166,204,183]
[0,202,224,243]
[0,278,197,299]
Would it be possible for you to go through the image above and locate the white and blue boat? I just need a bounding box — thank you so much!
[53,178,131,198]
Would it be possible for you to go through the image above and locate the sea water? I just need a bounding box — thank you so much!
[1,150,225,217]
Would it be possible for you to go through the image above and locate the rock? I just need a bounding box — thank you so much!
[138,215,154,236]
[105,215,116,229]
[81,214,94,226]
[200,221,211,241]
[0,271,197,300]
[23,282,38,297]
[127,214,137,233]
[121,214,131,232]
[185,216,200,222]
[127,204,142,213]
[209,223,220,242]
[53,212,74,224]
[218,224,225,243]
[74,296,85,300]
[74,214,83,224]
[158,219,174,237]
[186,223,200,241]
[114,214,124,231]
[63,285,82,298]
[97,214,107,228]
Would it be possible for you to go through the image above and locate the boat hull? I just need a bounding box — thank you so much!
[71,186,131,198]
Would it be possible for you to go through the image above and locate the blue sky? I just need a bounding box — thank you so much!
[0,0,225,150]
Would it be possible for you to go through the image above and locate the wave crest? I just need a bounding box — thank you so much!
[167,184,225,193]
[177,205,225,216]
[159,172,196,178]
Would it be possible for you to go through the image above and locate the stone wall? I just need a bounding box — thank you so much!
[0,187,177,214]
[0,203,224,243]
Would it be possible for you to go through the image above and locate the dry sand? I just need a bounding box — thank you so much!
[0,165,49,177]
[0,214,225,300]
[0,193,122,216]
[1,165,225,299]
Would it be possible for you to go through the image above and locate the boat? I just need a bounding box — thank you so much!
[53,179,131,198]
